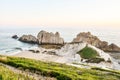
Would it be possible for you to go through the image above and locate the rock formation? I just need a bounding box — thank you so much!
[12,35,18,39]
[19,35,37,43]
[106,43,120,52]
[37,30,64,45]
[72,32,120,52]
[56,43,120,69]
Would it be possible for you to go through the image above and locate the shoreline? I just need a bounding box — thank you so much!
[6,50,120,70]
[1,42,120,70]
[10,50,91,69]
[12,50,70,64]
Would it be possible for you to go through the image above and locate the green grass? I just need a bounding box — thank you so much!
[0,64,33,80]
[77,46,106,63]
[0,55,120,80]
[77,46,99,59]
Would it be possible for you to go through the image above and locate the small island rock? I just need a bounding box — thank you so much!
[12,35,18,39]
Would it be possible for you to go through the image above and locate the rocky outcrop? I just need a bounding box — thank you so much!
[72,32,120,52]
[56,43,118,69]
[105,44,120,52]
[12,35,18,39]
[19,35,37,44]
[37,30,64,45]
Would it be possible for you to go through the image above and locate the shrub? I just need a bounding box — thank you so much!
[77,46,99,59]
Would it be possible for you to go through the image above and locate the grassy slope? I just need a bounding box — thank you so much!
[0,55,120,80]
[0,64,33,80]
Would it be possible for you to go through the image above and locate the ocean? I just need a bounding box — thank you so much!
[0,26,120,55]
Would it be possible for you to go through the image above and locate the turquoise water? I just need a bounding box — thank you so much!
[0,26,120,54]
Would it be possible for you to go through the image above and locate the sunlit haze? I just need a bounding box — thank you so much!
[0,0,120,28]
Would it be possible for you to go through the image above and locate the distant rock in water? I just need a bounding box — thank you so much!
[72,32,120,52]
[12,35,18,39]
[19,35,37,44]
[37,30,64,45]
[14,47,23,51]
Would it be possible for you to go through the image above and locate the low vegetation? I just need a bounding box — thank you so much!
[0,64,33,80]
[77,46,99,59]
[77,46,105,63]
[0,55,120,80]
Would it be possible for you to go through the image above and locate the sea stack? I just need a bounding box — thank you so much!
[72,32,120,52]
[37,30,64,45]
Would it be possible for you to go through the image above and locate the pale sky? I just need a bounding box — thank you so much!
[0,0,120,27]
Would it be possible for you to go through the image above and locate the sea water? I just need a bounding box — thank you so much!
[0,26,120,55]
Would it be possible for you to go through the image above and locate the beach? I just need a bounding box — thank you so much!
[13,51,68,64]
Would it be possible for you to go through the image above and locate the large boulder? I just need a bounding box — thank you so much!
[37,30,64,45]
[72,32,120,52]
[19,35,37,44]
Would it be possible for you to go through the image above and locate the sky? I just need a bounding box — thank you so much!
[0,0,120,28]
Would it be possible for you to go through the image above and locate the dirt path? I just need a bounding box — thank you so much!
[0,63,56,80]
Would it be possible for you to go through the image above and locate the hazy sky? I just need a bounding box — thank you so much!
[0,0,120,28]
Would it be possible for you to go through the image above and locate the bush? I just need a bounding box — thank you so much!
[77,46,99,59]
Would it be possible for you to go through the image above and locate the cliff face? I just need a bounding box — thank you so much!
[72,32,120,52]
[37,30,64,45]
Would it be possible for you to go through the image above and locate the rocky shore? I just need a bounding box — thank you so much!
[13,43,120,70]
[10,31,120,70]
[15,31,120,53]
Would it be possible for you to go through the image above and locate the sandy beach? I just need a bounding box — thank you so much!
[13,50,69,64]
